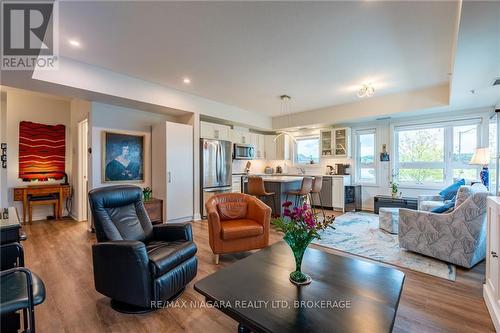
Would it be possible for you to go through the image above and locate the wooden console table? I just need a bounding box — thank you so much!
[143,198,163,224]
[13,184,71,223]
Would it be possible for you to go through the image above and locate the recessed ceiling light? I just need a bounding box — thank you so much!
[183,78,191,84]
[68,39,81,47]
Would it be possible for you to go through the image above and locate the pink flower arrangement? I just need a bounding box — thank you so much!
[273,201,335,239]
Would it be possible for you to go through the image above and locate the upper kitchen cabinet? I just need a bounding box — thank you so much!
[250,133,265,159]
[231,130,251,144]
[320,130,333,158]
[200,121,231,141]
[334,127,351,158]
[264,134,291,160]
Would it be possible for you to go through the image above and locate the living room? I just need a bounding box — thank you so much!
[0,1,499,333]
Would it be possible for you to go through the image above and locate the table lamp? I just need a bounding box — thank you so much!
[469,147,490,188]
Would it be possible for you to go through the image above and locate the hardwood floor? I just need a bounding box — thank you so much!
[20,216,494,333]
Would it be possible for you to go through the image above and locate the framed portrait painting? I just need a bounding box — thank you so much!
[102,131,145,183]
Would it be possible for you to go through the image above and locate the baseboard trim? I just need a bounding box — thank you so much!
[484,284,500,332]
[167,216,195,223]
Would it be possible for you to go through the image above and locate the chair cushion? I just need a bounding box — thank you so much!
[0,270,46,315]
[29,195,57,201]
[439,178,465,201]
[217,202,248,221]
[431,199,456,213]
[220,219,263,240]
[146,241,197,277]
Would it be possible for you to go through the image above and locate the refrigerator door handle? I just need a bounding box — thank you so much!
[215,143,220,184]
[168,171,172,183]
[204,186,232,193]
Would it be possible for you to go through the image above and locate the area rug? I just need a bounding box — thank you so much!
[313,212,456,281]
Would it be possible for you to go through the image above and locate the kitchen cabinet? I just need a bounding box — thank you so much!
[231,175,242,193]
[334,127,351,157]
[485,197,500,332]
[311,175,351,212]
[320,130,333,158]
[264,134,291,161]
[264,135,277,160]
[152,121,193,223]
[231,130,252,144]
[200,121,231,141]
[251,133,265,159]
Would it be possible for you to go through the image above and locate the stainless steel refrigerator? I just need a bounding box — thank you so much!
[200,139,232,217]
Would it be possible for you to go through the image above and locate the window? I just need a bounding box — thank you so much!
[295,136,320,164]
[394,120,480,186]
[355,129,376,184]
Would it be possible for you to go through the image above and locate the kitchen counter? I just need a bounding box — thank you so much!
[242,173,350,178]
[256,176,304,183]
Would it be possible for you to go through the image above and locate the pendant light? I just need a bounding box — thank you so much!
[274,95,297,143]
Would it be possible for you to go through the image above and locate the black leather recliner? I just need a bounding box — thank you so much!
[89,185,197,313]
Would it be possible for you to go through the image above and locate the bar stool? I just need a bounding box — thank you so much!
[285,177,314,207]
[247,176,277,216]
[310,176,326,221]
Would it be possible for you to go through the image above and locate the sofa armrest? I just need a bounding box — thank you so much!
[247,197,271,228]
[152,223,193,242]
[206,203,222,234]
[92,241,152,307]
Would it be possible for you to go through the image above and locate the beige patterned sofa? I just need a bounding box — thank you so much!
[399,184,489,268]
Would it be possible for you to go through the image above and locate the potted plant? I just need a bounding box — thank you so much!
[390,180,399,199]
[390,172,399,199]
[272,202,335,285]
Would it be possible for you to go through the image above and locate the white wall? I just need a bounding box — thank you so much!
[5,89,72,221]
[89,103,172,189]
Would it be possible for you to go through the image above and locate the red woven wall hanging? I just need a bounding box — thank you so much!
[18,121,66,181]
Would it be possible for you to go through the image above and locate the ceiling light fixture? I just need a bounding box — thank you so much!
[274,95,297,143]
[68,39,81,47]
[183,78,191,84]
[357,83,375,98]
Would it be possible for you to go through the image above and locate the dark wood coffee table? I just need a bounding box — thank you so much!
[194,242,405,333]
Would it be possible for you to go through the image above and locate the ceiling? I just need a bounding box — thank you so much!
[57,1,459,116]
[449,1,500,109]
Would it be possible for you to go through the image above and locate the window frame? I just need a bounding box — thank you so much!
[354,128,378,186]
[392,118,481,189]
[294,135,320,165]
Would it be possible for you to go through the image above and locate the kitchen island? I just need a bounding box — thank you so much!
[242,176,304,216]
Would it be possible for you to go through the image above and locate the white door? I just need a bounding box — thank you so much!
[166,122,193,222]
[78,119,89,222]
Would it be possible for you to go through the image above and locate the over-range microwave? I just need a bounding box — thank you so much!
[233,143,255,160]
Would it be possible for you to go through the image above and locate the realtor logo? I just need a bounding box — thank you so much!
[1,1,58,70]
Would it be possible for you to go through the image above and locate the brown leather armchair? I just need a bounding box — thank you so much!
[205,193,271,264]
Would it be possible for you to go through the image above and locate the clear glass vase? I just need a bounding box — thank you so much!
[283,232,314,285]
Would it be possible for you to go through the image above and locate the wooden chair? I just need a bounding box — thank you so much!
[247,176,277,216]
[285,177,314,207]
[28,195,59,223]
